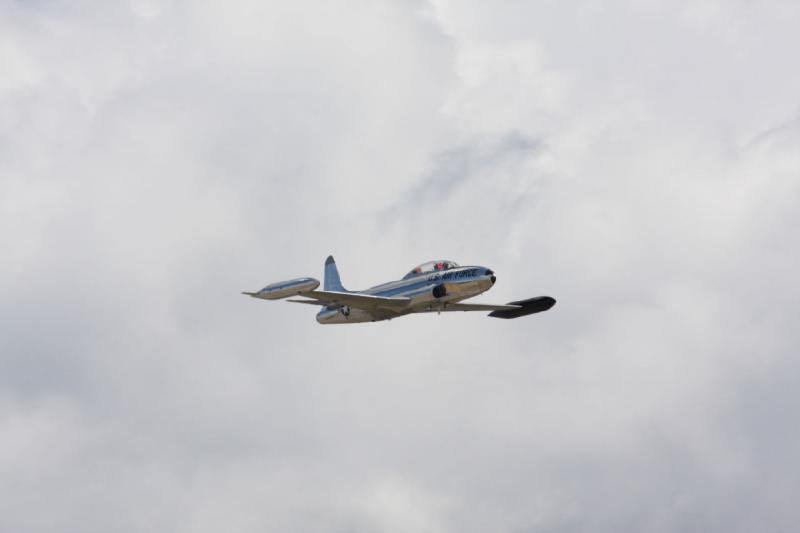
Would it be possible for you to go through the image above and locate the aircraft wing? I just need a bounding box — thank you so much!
[439,296,557,318]
[440,303,520,312]
[288,290,411,312]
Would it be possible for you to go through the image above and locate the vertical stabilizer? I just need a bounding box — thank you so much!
[324,255,348,292]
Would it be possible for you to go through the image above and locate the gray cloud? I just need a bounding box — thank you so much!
[1,1,799,532]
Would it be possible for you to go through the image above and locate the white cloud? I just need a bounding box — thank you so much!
[1,1,799,532]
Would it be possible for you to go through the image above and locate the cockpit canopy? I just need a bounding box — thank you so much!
[403,260,460,279]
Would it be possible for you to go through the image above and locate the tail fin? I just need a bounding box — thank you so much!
[324,255,348,292]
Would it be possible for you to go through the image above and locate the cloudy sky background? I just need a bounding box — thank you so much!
[2,0,799,531]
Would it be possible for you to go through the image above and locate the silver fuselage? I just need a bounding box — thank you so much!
[316,266,496,324]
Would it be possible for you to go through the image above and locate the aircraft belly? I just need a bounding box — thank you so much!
[316,307,378,324]
[407,279,492,310]
[445,280,487,297]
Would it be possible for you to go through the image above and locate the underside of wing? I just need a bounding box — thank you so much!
[432,296,557,318]
[290,290,411,312]
[438,302,521,312]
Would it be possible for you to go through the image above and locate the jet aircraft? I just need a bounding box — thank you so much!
[243,256,556,324]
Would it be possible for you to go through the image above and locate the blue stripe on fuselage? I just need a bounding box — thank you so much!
[361,267,484,298]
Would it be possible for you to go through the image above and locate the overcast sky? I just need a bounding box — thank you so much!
[2,1,800,532]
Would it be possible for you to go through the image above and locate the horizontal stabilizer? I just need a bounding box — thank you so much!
[488,296,556,319]
[286,299,328,306]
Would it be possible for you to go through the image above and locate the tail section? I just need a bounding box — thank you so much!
[324,255,349,292]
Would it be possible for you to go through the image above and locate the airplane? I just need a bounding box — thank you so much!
[243,256,556,324]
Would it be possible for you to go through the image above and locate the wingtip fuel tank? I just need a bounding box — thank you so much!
[488,296,556,319]
[246,277,320,300]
